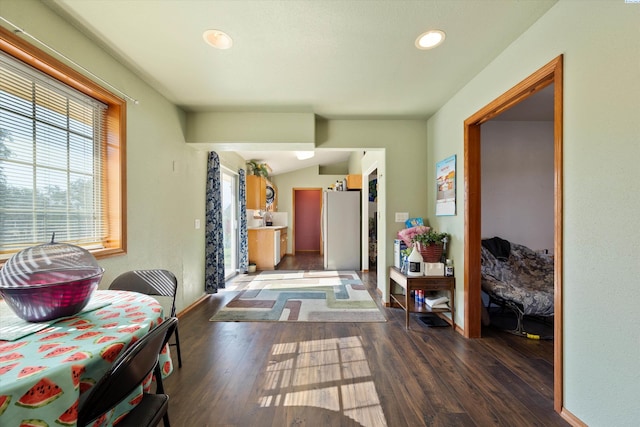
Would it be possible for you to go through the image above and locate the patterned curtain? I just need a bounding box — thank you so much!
[205,152,225,293]
[238,169,249,273]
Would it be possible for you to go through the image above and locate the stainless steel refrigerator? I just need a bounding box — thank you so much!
[322,191,361,270]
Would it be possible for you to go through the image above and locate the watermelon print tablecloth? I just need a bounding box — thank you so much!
[0,290,173,426]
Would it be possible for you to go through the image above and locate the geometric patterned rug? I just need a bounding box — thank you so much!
[210,270,387,322]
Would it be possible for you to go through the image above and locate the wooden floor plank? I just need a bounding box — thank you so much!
[163,253,568,426]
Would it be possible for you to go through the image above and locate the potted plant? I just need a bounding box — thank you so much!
[412,230,448,262]
[246,160,269,178]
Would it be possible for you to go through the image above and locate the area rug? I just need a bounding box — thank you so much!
[210,270,386,322]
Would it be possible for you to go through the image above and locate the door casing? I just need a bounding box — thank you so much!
[463,55,564,413]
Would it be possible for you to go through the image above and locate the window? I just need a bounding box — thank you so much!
[0,27,125,261]
[221,168,238,279]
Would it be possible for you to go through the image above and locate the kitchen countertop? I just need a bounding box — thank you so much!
[248,225,287,230]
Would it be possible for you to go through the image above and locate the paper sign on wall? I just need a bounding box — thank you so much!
[435,155,456,216]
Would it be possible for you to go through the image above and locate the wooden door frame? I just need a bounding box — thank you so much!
[463,55,564,412]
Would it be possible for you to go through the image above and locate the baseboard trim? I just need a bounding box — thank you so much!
[176,294,208,318]
[560,407,587,427]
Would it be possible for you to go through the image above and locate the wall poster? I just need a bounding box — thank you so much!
[435,155,456,216]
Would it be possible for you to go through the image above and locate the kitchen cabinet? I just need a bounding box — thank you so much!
[246,175,267,210]
[248,226,287,270]
[346,174,362,190]
[279,227,287,260]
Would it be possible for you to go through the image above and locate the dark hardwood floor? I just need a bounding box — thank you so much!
[164,253,566,426]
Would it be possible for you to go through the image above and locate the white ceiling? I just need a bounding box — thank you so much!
[236,149,354,176]
[43,0,557,174]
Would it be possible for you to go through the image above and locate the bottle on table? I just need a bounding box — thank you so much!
[445,259,454,277]
[407,245,423,277]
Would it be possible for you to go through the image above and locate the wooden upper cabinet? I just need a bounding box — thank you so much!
[346,174,362,190]
[246,175,267,210]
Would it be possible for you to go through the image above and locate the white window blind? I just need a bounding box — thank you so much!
[0,51,108,255]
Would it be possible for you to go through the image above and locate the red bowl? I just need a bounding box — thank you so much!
[0,269,103,322]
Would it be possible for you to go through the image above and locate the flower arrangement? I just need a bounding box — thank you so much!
[397,224,449,263]
[411,229,448,263]
[397,225,430,247]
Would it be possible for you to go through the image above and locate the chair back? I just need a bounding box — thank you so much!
[78,317,178,426]
[109,270,178,316]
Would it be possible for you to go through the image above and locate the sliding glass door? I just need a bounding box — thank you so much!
[221,168,238,279]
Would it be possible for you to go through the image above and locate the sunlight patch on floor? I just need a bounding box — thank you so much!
[259,336,388,427]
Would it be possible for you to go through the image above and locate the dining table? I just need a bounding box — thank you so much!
[0,290,174,427]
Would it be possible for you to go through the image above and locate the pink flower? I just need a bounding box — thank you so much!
[397,226,430,247]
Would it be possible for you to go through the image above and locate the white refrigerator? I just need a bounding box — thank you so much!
[323,191,361,270]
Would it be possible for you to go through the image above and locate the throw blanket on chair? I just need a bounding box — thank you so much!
[481,240,554,317]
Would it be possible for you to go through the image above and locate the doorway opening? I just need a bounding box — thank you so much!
[366,170,378,271]
[463,55,563,411]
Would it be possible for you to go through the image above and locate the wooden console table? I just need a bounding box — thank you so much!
[389,266,455,330]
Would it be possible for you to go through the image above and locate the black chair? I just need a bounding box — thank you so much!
[109,270,182,367]
[78,317,178,427]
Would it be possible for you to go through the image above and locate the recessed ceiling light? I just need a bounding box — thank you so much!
[415,30,446,50]
[203,29,233,49]
[295,151,315,160]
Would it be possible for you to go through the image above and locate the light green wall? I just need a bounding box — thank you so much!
[268,119,428,298]
[2,0,209,313]
[189,117,430,298]
[186,112,315,147]
[318,161,349,175]
[318,119,429,282]
[426,1,640,425]
[348,151,365,174]
[10,1,636,424]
